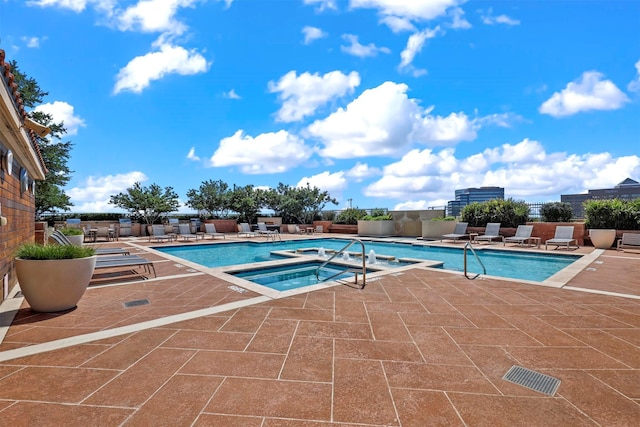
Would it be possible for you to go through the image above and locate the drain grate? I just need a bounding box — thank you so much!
[123,299,150,308]
[503,366,560,396]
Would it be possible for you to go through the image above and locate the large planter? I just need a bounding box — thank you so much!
[422,220,457,240]
[66,234,84,246]
[358,220,395,237]
[589,229,616,249]
[15,256,97,312]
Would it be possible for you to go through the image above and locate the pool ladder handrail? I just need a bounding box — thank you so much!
[315,238,366,289]
[463,241,487,280]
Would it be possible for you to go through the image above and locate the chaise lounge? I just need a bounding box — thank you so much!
[617,233,640,251]
[475,223,505,245]
[545,225,579,250]
[504,225,534,247]
[441,222,469,243]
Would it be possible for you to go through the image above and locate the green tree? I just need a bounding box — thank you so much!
[265,182,337,224]
[540,202,573,222]
[461,198,530,228]
[109,182,180,224]
[10,60,73,217]
[229,184,264,224]
[185,179,231,218]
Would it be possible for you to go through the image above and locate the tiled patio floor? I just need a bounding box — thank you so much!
[0,236,638,426]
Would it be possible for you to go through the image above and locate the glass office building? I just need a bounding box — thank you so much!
[561,178,640,218]
[447,187,504,217]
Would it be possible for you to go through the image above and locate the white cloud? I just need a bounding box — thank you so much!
[22,36,45,48]
[114,0,200,35]
[346,162,382,182]
[302,26,327,44]
[304,0,337,12]
[307,81,488,159]
[539,71,630,117]
[340,34,391,58]
[187,147,200,161]
[380,16,416,33]
[34,101,86,135]
[480,8,520,26]
[449,7,471,29]
[628,59,640,93]
[26,0,89,12]
[361,139,640,207]
[223,89,241,99]
[268,70,361,123]
[114,42,209,94]
[399,27,440,73]
[296,171,348,194]
[209,130,312,174]
[67,171,148,213]
[351,0,463,23]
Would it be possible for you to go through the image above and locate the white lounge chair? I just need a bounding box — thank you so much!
[149,224,173,243]
[204,223,225,239]
[238,222,258,237]
[313,225,323,234]
[504,225,534,247]
[475,223,504,245]
[177,223,198,241]
[616,233,640,251]
[545,226,578,250]
[441,222,469,243]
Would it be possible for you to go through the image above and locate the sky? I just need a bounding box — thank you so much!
[1,0,639,214]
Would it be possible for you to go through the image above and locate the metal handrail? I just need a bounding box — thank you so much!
[463,241,486,280]
[315,239,366,289]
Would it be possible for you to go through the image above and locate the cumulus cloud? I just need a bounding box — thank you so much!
[268,70,361,123]
[480,8,520,26]
[380,16,416,33]
[307,82,485,159]
[628,59,640,93]
[296,171,348,195]
[67,171,148,212]
[302,26,327,44]
[34,101,86,135]
[303,0,337,12]
[114,0,196,35]
[209,130,312,174]
[449,7,471,29]
[340,34,391,58]
[113,42,209,94]
[351,0,463,25]
[223,89,241,99]
[361,139,640,209]
[186,147,200,161]
[346,162,382,182]
[26,0,89,12]
[539,71,630,117]
[399,27,440,74]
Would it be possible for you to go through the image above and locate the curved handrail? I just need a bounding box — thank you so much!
[315,239,366,288]
[463,241,486,280]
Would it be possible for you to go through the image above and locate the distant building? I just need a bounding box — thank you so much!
[561,178,640,218]
[447,187,505,217]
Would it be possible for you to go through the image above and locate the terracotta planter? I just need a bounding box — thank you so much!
[589,229,616,249]
[15,256,97,312]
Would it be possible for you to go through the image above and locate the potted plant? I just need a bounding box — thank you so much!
[358,210,395,236]
[14,244,96,312]
[58,227,84,245]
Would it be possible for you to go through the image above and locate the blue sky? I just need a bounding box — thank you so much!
[2,0,639,213]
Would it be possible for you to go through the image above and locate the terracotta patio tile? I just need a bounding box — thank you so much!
[335,300,368,323]
[587,369,640,399]
[205,377,331,420]
[537,314,633,329]
[399,312,474,327]
[383,361,497,394]
[161,330,253,351]
[508,346,628,369]
[280,336,333,382]
[179,350,285,378]
[445,327,543,347]
[84,348,196,407]
[406,325,473,365]
[255,318,299,336]
[335,338,423,362]
[0,401,133,427]
[6,343,111,367]
[602,328,640,347]
[246,332,294,354]
[333,358,398,425]
[368,311,413,341]
[304,291,335,310]
[364,301,428,313]
[268,307,334,322]
[220,306,271,333]
[158,314,230,331]
[124,374,222,426]
[296,320,372,340]
[564,329,640,368]
[195,414,264,426]
[392,388,463,427]
[503,315,585,346]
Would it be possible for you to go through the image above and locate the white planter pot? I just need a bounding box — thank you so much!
[589,229,616,249]
[15,256,97,312]
[357,220,395,236]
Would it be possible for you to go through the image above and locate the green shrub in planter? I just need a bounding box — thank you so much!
[361,214,393,221]
[584,199,640,230]
[540,202,573,222]
[16,243,95,260]
[335,208,368,225]
[58,227,84,236]
[461,198,530,228]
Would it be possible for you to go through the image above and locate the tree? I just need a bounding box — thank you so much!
[540,202,572,222]
[10,60,73,217]
[109,182,180,224]
[185,179,231,218]
[265,182,337,224]
[229,184,264,224]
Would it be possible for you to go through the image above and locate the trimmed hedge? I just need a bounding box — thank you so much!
[461,199,530,228]
[584,199,640,230]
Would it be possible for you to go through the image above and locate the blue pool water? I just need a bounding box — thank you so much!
[156,238,580,282]
[233,262,361,291]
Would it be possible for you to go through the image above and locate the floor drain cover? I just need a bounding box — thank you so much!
[123,299,150,308]
[503,366,560,396]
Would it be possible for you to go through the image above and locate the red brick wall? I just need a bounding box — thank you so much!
[0,167,36,302]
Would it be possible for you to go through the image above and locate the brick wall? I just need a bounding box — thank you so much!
[0,164,36,302]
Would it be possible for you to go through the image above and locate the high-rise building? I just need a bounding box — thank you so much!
[447,187,505,217]
[561,178,640,218]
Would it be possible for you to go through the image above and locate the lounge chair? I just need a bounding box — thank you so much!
[94,255,156,278]
[238,222,258,237]
[441,222,469,243]
[313,225,323,234]
[256,222,281,241]
[617,233,640,251]
[168,218,180,234]
[203,223,225,239]
[50,230,130,256]
[177,223,198,241]
[504,225,534,247]
[475,223,505,245]
[545,226,579,250]
[149,224,174,243]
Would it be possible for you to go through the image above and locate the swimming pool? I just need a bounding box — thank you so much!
[155,238,580,282]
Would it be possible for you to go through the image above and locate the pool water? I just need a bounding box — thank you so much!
[232,262,357,291]
[155,238,580,282]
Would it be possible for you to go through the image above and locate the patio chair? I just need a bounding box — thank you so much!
[617,232,640,251]
[238,222,258,237]
[204,223,225,239]
[475,223,504,245]
[49,230,130,255]
[545,226,579,250]
[177,223,198,241]
[313,225,323,234]
[168,218,180,234]
[504,225,534,247]
[94,225,117,242]
[441,222,469,243]
[94,255,156,278]
[149,224,173,243]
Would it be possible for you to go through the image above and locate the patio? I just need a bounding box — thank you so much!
[0,235,638,426]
